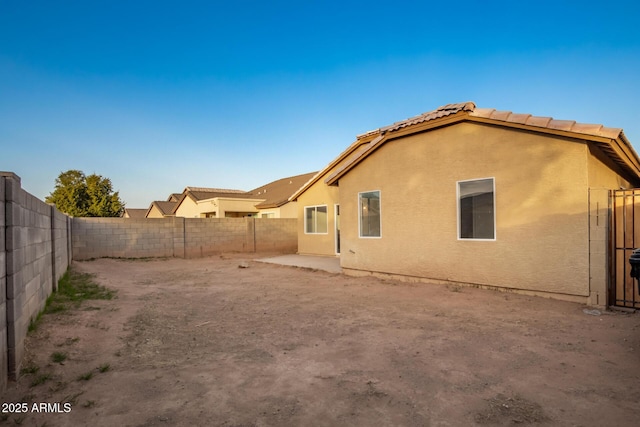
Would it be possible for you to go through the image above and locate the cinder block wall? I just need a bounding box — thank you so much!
[0,174,7,392]
[184,218,251,257]
[1,172,72,388]
[255,218,297,252]
[72,217,297,260]
[72,218,181,259]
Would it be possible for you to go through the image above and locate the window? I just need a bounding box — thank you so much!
[359,191,381,237]
[458,178,495,240]
[305,205,328,234]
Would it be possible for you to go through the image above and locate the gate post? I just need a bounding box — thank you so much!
[588,188,610,307]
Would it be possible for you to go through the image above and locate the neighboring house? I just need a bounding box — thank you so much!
[122,208,148,218]
[250,172,318,218]
[167,193,183,202]
[291,101,640,306]
[147,173,317,219]
[146,201,180,218]
[172,187,263,218]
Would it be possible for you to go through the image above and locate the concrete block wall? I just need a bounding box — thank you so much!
[52,209,72,289]
[255,218,297,253]
[0,174,7,392]
[72,218,180,260]
[184,218,250,257]
[1,172,72,388]
[73,217,297,260]
[0,172,294,391]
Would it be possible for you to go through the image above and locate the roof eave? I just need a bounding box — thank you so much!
[325,113,640,186]
[467,116,640,180]
[289,135,380,201]
[325,113,467,185]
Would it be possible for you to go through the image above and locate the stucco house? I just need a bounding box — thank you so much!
[122,208,148,218]
[250,172,317,218]
[291,102,640,306]
[146,200,180,218]
[147,172,317,219]
[172,187,263,218]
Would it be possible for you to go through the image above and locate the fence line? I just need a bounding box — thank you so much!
[1,172,72,389]
[71,217,297,260]
[1,171,298,391]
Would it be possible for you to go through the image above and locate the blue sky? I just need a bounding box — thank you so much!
[1,1,639,208]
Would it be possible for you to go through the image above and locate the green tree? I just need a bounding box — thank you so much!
[46,170,124,217]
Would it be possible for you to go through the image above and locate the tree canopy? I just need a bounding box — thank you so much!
[46,170,124,217]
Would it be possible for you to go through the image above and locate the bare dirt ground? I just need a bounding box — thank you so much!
[2,253,640,426]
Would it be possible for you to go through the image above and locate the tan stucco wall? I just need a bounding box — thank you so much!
[338,122,594,298]
[174,198,203,218]
[146,206,165,218]
[257,201,298,219]
[218,198,261,217]
[297,180,339,256]
[279,201,298,218]
[174,197,263,218]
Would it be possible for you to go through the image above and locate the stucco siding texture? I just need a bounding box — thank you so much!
[297,182,339,256]
[174,198,202,218]
[339,122,592,297]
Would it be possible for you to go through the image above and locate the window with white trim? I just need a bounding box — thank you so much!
[359,191,381,238]
[304,205,328,234]
[458,178,495,240]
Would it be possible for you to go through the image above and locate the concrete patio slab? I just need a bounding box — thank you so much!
[256,254,341,273]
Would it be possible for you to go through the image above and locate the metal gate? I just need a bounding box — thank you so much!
[611,189,640,308]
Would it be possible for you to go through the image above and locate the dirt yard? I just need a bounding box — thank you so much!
[2,254,639,426]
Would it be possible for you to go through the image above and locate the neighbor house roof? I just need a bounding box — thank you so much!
[184,190,263,203]
[288,130,390,201]
[122,208,148,219]
[147,201,179,217]
[249,172,318,209]
[183,186,247,194]
[170,187,265,215]
[324,101,640,185]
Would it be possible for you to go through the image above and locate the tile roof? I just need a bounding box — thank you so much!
[375,101,624,139]
[250,172,318,208]
[469,106,622,139]
[165,174,316,214]
[320,101,640,186]
[381,102,476,132]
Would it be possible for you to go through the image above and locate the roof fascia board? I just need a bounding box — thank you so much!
[379,113,465,139]
[467,116,640,178]
[465,116,615,144]
[289,136,378,201]
[606,135,640,178]
[325,134,386,185]
[326,113,640,185]
[258,198,293,208]
[326,114,471,185]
